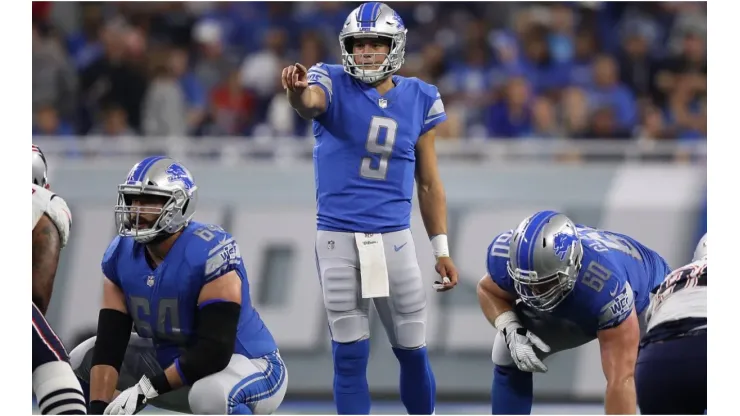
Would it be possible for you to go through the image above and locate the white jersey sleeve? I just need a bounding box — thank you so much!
[32,184,72,248]
[646,257,707,332]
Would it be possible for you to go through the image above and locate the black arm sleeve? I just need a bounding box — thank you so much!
[91,309,133,372]
[176,301,241,384]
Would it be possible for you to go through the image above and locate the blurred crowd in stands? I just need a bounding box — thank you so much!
[32,1,707,142]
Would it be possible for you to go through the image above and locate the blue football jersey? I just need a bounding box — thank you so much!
[307,63,447,233]
[486,225,671,335]
[102,221,278,367]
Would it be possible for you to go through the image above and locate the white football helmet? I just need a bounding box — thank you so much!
[339,2,407,84]
[32,144,49,188]
[692,233,707,261]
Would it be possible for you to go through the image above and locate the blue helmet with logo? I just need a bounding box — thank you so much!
[507,210,584,311]
[115,156,198,243]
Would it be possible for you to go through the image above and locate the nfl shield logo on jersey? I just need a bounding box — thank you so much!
[146,275,155,287]
[378,98,388,109]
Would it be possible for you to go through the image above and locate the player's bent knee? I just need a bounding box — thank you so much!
[188,377,229,415]
[33,361,86,415]
[328,313,369,343]
[69,336,96,374]
[394,320,426,349]
[251,373,289,415]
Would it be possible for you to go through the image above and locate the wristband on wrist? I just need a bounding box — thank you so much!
[430,234,449,258]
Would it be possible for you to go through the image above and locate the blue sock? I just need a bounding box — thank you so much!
[491,365,533,415]
[332,339,371,415]
[392,347,436,414]
[229,403,253,414]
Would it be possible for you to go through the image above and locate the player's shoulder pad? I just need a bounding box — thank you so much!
[406,77,442,100]
[47,194,71,247]
[185,223,244,284]
[102,235,124,284]
[34,186,72,248]
[307,62,343,103]
[405,77,445,130]
[486,229,516,293]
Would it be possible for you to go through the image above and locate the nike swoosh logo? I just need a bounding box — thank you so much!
[394,243,408,252]
[609,284,619,297]
[424,114,445,124]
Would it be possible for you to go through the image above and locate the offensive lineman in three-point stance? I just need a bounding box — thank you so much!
[477,211,670,414]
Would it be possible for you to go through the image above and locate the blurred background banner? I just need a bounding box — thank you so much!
[32,0,707,407]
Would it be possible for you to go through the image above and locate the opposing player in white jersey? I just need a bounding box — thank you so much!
[32,145,87,415]
[636,234,707,414]
[283,2,458,414]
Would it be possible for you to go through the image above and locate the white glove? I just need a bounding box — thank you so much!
[495,311,551,373]
[104,376,159,415]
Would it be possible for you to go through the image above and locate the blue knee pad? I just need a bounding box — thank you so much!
[332,340,371,415]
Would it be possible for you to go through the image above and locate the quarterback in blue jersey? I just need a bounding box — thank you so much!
[476,211,671,415]
[69,157,286,415]
[283,2,458,414]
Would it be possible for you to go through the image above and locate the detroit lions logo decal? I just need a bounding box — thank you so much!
[553,232,576,261]
[125,163,140,185]
[165,163,194,191]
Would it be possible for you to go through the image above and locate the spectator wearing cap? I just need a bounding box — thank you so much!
[192,19,239,94]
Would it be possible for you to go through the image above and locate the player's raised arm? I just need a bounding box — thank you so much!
[415,127,458,291]
[89,277,133,412]
[284,62,328,119]
[597,304,640,414]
